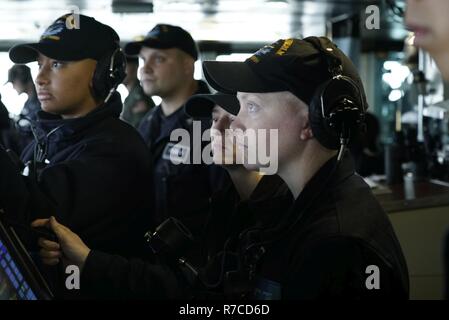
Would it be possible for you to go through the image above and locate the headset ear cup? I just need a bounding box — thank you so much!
[309,76,366,150]
[92,49,127,101]
[305,38,367,151]
[308,80,341,150]
[112,51,127,85]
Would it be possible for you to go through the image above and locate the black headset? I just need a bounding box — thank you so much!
[92,47,127,103]
[306,37,366,159]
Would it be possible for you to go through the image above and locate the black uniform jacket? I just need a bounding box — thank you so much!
[0,92,152,257]
[78,153,409,299]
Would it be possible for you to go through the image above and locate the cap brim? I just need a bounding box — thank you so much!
[9,42,71,63]
[184,93,240,118]
[202,61,270,94]
[124,38,174,56]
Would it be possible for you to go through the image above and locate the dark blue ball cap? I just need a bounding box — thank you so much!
[184,93,240,119]
[202,37,368,109]
[124,24,198,60]
[9,13,120,63]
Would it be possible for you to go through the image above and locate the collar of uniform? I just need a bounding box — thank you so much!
[34,92,123,139]
[245,175,292,227]
[249,174,290,203]
[289,151,355,221]
[254,152,355,241]
[156,102,185,121]
[148,79,211,146]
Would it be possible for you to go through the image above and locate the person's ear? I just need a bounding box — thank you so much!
[182,55,195,76]
[299,116,314,140]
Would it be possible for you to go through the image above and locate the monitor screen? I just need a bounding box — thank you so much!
[0,218,53,300]
[0,238,38,300]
